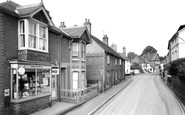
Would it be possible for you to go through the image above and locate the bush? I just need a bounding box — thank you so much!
[168,58,185,79]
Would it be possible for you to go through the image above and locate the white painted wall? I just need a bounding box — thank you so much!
[125,60,131,74]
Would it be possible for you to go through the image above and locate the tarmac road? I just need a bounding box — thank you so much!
[92,74,185,115]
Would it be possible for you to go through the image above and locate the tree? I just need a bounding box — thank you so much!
[127,52,137,61]
[142,46,157,55]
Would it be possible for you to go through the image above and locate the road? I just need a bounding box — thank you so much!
[91,74,185,115]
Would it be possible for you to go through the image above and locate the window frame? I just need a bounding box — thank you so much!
[72,71,79,90]
[107,55,110,64]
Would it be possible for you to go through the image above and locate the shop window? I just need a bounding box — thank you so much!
[12,68,51,100]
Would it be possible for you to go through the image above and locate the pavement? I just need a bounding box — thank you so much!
[30,75,133,115]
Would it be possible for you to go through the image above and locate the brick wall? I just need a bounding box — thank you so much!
[0,12,18,114]
[49,31,62,64]
[61,37,70,63]
[0,12,3,115]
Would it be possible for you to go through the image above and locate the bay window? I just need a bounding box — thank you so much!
[18,19,48,52]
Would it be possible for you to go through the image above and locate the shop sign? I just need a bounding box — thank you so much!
[18,67,25,75]
[23,65,51,69]
[52,68,59,75]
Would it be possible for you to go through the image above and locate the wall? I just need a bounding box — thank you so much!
[0,12,18,114]
[49,31,62,64]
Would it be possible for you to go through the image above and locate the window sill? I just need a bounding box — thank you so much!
[11,93,51,103]
[19,48,49,53]
[72,58,80,61]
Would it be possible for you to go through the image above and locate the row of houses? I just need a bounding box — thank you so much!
[0,1,126,114]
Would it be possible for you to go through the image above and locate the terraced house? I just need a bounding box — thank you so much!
[86,28,125,92]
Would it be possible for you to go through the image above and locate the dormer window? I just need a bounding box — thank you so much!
[18,19,48,52]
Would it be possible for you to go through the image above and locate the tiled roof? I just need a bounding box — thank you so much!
[16,3,42,16]
[141,52,159,61]
[0,1,20,16]
[91,35,124,60]
[131,56,145,64]
[62,26,87,38]
[119,53,129,61]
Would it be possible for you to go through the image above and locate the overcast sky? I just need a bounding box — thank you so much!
[4,0,185,56]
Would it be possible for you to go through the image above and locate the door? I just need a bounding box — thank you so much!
[52,75,57,100]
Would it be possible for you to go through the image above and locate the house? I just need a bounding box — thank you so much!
[140,52,160,72]
[59,20,98,103]
[131,52,160,73]
[86,29,125,92]
[168,25,185,62]
[0,1,71,114]
[119,47,131,75]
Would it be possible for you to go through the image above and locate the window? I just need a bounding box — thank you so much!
[19,21,25,47]
[107,55,110,64]
[39,26,47,50]
[18,19,48,52]
[81,72,86,89]
[72,72,79,90]
[29,22,37,49]
[81,43,85,59]
[119,59,122,65]
[12,68,51,100]
[115,59,117,65]
[72,43,79,58]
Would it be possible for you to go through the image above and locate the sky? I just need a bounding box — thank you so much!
[3,0,185,56]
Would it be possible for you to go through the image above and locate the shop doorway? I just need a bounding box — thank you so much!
[52,75,57,100]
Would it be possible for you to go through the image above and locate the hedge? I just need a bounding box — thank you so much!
[168,58,185,79]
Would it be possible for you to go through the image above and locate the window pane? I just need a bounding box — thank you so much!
[73,72,78,89]
[20,34,25,47]
[29,22,36,35]
[39,26,46,38]
[72,43,79,58]
[29,36,37,48]
[39,38,46,50]
[37,69,50,95]
[20,21,24,33]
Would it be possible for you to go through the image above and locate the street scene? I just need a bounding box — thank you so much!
[1,0,185,115]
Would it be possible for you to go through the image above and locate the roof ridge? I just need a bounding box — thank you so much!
[16,3,41,9]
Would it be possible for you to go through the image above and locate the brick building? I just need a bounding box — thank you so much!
[86,33,125,92]
[59,21,98,104]
[0,1,70,114]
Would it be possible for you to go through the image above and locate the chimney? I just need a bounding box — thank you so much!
[123,46,126,57]
[59,22,66,28]
[111,44,117,52]
[103,34,108,45]
[84,19,91,34]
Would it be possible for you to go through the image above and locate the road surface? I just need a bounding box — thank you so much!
[92,74,185,115]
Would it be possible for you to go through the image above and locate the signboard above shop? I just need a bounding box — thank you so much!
[52,67,59,75]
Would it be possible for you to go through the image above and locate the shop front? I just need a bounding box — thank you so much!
[9,60,52,114]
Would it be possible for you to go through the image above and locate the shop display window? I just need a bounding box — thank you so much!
[12,68,51,100]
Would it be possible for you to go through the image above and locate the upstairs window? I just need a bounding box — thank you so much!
[107,55,110,64]
[72,43,79,59]
[18,19,48,52]
[119,59,122,65]
[29,22,37,49]
[19,21,25,47]
[115,59,117,65]
[81,43,85,59]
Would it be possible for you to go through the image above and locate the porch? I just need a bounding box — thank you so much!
[60,84,98,104]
